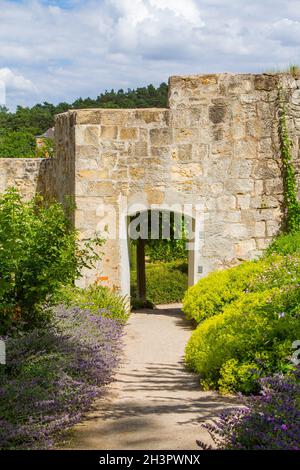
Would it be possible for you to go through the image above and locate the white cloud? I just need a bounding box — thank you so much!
[0,67,35,92]
[269,18,300,46]
[0,0,299,109]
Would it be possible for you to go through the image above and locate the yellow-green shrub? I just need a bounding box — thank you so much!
[183,260,266,324]
[185,288,300,394]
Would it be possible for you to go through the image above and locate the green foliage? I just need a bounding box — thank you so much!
[146,238,187,262]
[183,261,266,324]
[266,230,300,255]
[0,188,103,334]
[131,261,188,305]
[251,253,300,292]
[185,288,300,394]
[184,231,300,394]
[0,83,168,136]
[130,211,188,262]
[35,138,55,158]
[0,128,36,157]
[54,284,129,323]
[278,89,300,232]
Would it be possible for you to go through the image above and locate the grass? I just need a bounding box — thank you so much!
[131,260,188,306]
[264,64,300,76]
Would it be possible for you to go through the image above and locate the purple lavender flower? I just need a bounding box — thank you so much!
[0,305,124,450]
[197,367,300,450]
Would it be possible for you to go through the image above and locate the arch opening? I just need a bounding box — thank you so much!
[120,209,198,308]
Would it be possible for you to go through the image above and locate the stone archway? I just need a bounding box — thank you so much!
[52,73,300,292]
[121,208,200,300]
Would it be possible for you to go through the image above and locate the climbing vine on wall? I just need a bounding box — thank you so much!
[278,88,300,233]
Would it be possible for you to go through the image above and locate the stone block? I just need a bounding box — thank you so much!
[225,179,254,194]
[84,126,100,145]
[100,126,118,140]
[235,239,256,259]
[228,160,252,178]
[119,127,138,140]
[256,238,272,249]
[133,141,148,156]
[266,220,280,237]
[177,144,193,161]
[209,103,227,124]
[234,139,257,159]
[254,74,278,91]
[76,145,99,158]
[265,178,283,195]
[252,160,279,179]
[237,195,251,209]
[174,128,198,142]
[87,181,114,196]
[216,195,236,210]
[225,223,248,238]
[254,221,266,237]
[150,128,172,146]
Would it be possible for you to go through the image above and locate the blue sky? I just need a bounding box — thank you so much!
[1,0,300,109]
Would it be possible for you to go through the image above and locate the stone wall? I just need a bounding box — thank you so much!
[61,73,300,291]
[1,72,300,294]
[0,158,53,200]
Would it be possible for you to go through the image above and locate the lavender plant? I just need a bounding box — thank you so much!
[0,305,123,450]
[198,367,300,450]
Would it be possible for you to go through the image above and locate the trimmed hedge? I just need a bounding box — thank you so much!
[184,231,300,394]
[182,260,266,324]
[185,287,300,394]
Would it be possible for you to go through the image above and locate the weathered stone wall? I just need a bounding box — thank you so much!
[1,72,300,293]
[65,73,300,291]
[0,158,53,200]
[168,73,298,275]
[53,111,76,207]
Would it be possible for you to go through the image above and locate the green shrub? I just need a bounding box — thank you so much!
[0,189,102,334]
[185,288,300,394]
[146,238,187,262]
[35,137,55,158]
[131,261,188,305]
[0,129,36,158]
[55,284,129,323]
[183,260,265,324]
[266,231,300,255]
[251,253,300,292]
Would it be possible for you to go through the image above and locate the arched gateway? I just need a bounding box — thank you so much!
[50,73,300,294]
[0,74,300,293]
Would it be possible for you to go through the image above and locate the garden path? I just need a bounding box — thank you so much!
[64,305,236,450]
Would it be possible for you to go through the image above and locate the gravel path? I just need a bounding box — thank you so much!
[65,305,236,450]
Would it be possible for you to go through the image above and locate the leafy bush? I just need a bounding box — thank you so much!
[35,137,55,158]
[185,287,300,393]
[183,230,300,326]
[198,368,300,450]
[251,253,300,292]
[266,231,300,256]
[131,261,188,305]
[55,284,129,323]
[0,305,123,449]
[0,129,36,157]
[0,189,102,334]
[146,238,187,262]
[183,260,265,324]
